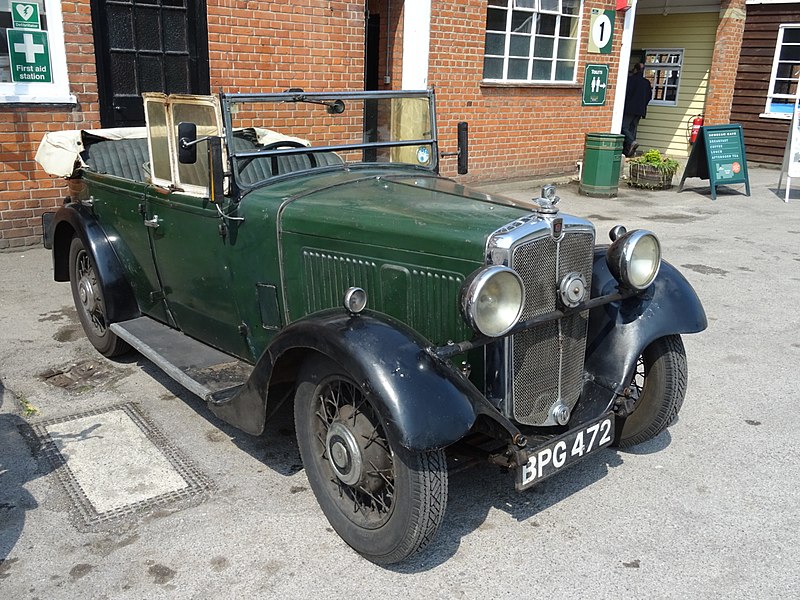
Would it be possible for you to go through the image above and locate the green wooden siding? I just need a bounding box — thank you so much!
[631,12,719,159]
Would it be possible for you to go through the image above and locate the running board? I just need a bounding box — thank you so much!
[110,317,252,405]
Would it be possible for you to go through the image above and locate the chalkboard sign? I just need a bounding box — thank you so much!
[679,124,751,200]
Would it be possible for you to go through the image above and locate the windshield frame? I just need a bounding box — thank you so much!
[219,89,440,191]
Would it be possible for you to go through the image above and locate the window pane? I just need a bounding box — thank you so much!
[514,0,535,8]
[487,8,507,31]
[483,57,504,79]
[511,11,533,33]
[783,28,800,43]
[173,102,218,188]
[532,59,552,79]
[485,33,506,55]
[508,58,529,79]
[146,101,171,182]
[775,79,798,95]
[107,5,133,49]
[775,63,800,78]
[534,36,554,58]
[510,34,530,57]
[780,44,800,61]
[540,0,559,12]
[560,16,578,38]
[557,39,576,59]
[555,60,574,80]
[562,0,579,15]
[665,86,677,102]
[536,14,556,35]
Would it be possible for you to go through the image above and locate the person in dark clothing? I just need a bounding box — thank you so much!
[622,62,653,157]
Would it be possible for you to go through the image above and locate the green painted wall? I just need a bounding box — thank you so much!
[631,12,718,159]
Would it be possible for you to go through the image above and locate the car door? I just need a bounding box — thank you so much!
[142,94,251,360]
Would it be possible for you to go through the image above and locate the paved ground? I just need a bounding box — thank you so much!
[1,166,799,599]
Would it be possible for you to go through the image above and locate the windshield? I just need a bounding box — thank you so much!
[221,90,437,187]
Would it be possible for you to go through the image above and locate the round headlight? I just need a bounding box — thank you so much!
[606,229,662,290]
[461,266,525,337]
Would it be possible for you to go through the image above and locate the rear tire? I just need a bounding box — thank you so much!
[615,335,687,449]
[294,355,447,565]
[68,236,131,357]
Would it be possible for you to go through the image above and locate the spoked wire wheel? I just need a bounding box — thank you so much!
[295,356,447,565]
[68,236,130,357]
[312,375,395,528]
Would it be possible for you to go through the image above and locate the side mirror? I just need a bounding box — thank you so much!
[207,136,224,203]
[457,121,469,175]
[178,122,197,164]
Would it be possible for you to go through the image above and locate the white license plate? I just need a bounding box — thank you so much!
[516,413,615,491]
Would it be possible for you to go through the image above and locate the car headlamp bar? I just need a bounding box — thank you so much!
[434,288,636,361]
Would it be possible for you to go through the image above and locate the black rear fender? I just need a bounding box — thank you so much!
[51,203,139,323]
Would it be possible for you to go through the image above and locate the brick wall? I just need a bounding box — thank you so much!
[0,0,739,249]
[704,0,746,126]
[429,0,623,181]
[0,1,100,250]
[206,1,365,93]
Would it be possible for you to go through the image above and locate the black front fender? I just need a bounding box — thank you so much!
[212,310,485,451]
[585,248,707,393]
[273,310,484,451]
[51,203,139,323]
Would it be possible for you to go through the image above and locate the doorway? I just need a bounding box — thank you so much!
[90,0,210,128]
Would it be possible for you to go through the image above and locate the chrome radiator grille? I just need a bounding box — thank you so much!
[509,232,594,425]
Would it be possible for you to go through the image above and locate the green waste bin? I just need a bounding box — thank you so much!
[580,133,624,197]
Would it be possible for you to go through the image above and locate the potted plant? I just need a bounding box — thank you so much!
[627,149,680,190]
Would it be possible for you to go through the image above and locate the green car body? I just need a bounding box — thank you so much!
[43,89,707,564]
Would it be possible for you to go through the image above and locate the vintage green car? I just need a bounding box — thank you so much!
[41,89,706,565]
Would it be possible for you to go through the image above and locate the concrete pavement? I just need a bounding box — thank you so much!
[1,165,799,598]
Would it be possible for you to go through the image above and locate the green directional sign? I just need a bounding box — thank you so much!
[7,29,52,83]
[11,1,40,30]
[582,64,608,106]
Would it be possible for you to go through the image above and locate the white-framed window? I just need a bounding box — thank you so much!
[0,0,74,103]
[483,0,582,83]
[642,48,683,106]
[764,24,800,119]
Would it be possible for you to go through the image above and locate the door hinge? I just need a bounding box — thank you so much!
[149,290,165,303]
[238,322,249,337]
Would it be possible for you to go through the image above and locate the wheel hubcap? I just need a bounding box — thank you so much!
[326,421,363,486]
[79,277,97,313]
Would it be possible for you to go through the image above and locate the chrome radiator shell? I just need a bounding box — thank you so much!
[485,214,596,426]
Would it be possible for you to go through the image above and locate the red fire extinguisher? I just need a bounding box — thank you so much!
[689,114,704,144]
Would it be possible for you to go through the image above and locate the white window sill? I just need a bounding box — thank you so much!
[759,112,792,120]
[1,94,77,105]
[480,80,580,89]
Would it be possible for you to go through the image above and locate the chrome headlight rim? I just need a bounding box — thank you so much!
[461,265,525,338]
[606,229,662,290]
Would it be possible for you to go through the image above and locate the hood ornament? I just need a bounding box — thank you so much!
[534,185,560,215]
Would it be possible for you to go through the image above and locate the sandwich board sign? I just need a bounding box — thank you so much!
[678,124,751,200]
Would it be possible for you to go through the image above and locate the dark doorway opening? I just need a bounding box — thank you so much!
[365,12,380,91]
[91,0,210,128]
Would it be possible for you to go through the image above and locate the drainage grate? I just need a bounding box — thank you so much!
[30,402,213,526]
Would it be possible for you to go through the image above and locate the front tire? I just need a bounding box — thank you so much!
[294,356,447,565]
[68,236,130,357]
[615,335,687,449]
